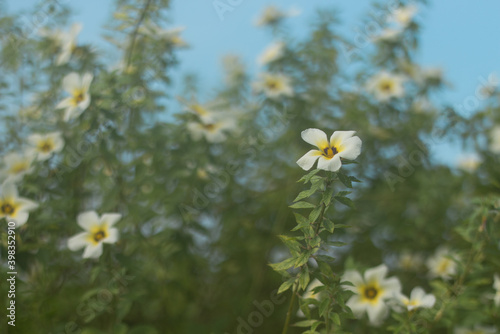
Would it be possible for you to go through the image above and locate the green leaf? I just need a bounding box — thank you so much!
[299,266,310,290]
[336,170,352,188]
[278,278,297,294]
[294,185,318,202]
[269,257,297,271]
[325,241,347,247]
[317,261,333,277]
[290,201,316,209]
[331,313,341,326]
[316,255,335,263]
[323,219,335,233]
[318,297,330,317]
[298,169,321,183]
[278,235,301,253]
[294,252,311,268]
[321,187,334,206]
[334,195,355,208]
[292,320,318,327]
[308,205,323,223]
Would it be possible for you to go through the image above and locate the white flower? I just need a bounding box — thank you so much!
[0,151,36,183]
[366,71,406,102]
[398,251,424,271]
[395,287,436,311]
[39,23,82,65]
[341,264,402,325]
[67,211,121,259]
[389,4,418,28]
[253,73,293,99]
[457,153,481,173]
[426,247,459,280]
[489,126,500,154]
[255,6,300,26]
[258,41,285,65]
[187,117,236,143]
[454,325,497,334]
[373,28,402,42]
[494,274,500,307]
[0,181,38,227]
[27,132,64,161]
[296,128,362,172]
[56,72,93,122]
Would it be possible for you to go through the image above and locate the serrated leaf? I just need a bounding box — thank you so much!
[321,187,334,206]
[294,252,310,268]
[278,235,301,253]
[299,266,310,290]
[308,205,323,223]
[298,169,321,183]
[269,257,297,271]
[278,278,296,294]
[316,255,335,263]
[318,297,330,317]
[331,313,341,326]
[290,201,316,209]
[317,261,333,276]
[323,219,335,233]
[336,170,352,188]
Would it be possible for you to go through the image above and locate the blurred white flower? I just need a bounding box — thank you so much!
[56,72,93,122]
[412,97,437,114]
[341,264,402,326]
[67,211,121,259]
[389,4,418,28]
[258,41,285,65]
[426,247,459,280]
[297,128,362,172]
[398,251,424,271]
[373,28,402,42]
[255,5,300,26]
[187,117,236,143]
[27,132,64,161]
[0,151,36,183]
[494,274,500,307]
[454,325,497,334]
[489,126,500,154]
[39,23,82,65]
[366,71,406,102]
[253,73,293,99]
[457,153,481,173]
[0,181,38,227]
[395,287,435,311]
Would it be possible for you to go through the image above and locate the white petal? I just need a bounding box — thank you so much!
[330,131,356,148]
[17,198,39,211]
[366,301,388,325]
[56,98,74,109]
[100,213,122,227]
[11,211,29,226]
[419,294,436,308]
[296,150,321,170]
[317,155,341,172]
[62,73,81,92]
[70,23,82,37]
[341,270,364,292]
[1,181,18,199]
[410,287,426,301]
[380,277,402,295]
[56,48,71,65]
[103,228,119,244]
[68,232,90,251]
[346,295,367,318]
[27,134,43,146]
[301,128,329,149]
[83,243,103,259]
[77,211,100,231]
[364,264,388,283]
[81,73,94,91]
[338,136,362,160]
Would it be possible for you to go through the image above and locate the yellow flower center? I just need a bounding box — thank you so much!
[39,139,54,153]
[360,283,383,304]
[363,286,379,300]
[379,80,394,92]
[322,146,338,159]
[203,123,217,132]
[72,90,85,105]
[437,258,452,274]
[191,104,209,116]
[10,162,28,174]
[87,225,109,245]
[265,78,283,91]
[1,202,16,216]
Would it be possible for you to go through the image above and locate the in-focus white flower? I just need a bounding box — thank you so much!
[67,211,121,259]
[187,117,236,143]
[253,73,293,99]
[56,72,93,122]
[297,128,362,172]
[398,251,424,271]
[258,41,285,65]
[255,6,300,26]
[489,126,500,154]
[0,181,38,227]
[0,151,36,183]
[395,287,435,311]
[426,247,459,280]
[373,28,402,43]
[389,4,418,28]
[27,132,64,161]
[494,274,500,307]
[341,264,402,325]
[454,325,498,334]
[366,71,406,102]
[457,153,481,173]
[39,23,82,65]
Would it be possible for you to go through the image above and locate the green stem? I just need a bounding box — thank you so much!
[126,0,153,67]
[281,282,298,334]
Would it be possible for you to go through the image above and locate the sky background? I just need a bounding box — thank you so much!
[5,0,500,164]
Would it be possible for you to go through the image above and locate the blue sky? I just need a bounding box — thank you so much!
[6,0,500,163]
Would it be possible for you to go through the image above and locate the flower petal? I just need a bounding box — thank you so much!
[341,269,364,292]
[317,155,341,172]
[346,295,367,318]
[366,301,388,325]
[62,73,81,92]
[81,73,93,91]
[101,213,122,227]
[330,131,356,148]
[11,211,29,226]
[1,181,18,199]
[17,198,39,212]
[103,227,119,244]
[296,150,322,170]
[338,136,362,160]
[77,211,100,231]
[301,128,329,149]
[364,264,388,284]
[83,243,103,259]
[68,232,90,251]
